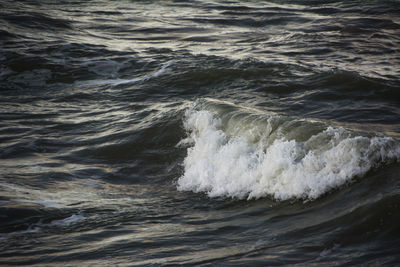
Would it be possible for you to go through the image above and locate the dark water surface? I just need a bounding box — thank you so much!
[1,0,400,265]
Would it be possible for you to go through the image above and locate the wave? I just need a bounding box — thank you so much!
[177,99,400,200]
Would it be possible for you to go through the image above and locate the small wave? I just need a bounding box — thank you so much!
[0,225,41,241]
[317,244,341,260]
[51,214,85,226]
[12,199,65,209]
[6,68,52,87]
[177,99,400,200]
[0,213,84,241]
[75,60,173,87]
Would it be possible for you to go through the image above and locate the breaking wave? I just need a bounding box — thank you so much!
[177,99,400,200]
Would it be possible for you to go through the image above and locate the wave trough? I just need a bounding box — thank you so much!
[178,99,400,200]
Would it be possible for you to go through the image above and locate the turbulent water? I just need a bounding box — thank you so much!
[1,0,400,265]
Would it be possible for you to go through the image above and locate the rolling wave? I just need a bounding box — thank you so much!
[178,99,400,200]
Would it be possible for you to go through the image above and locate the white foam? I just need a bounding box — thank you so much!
[177,105,400,201]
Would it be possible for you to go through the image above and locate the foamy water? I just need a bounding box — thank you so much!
[178,100,400,200]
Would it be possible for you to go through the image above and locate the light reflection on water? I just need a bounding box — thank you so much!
[1,0,400,265]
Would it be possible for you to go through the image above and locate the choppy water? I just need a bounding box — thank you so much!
[1,0,400,265]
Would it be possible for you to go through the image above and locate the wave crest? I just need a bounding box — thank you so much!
[177,99,400,200]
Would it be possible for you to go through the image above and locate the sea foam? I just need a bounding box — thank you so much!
[177,100,400,200]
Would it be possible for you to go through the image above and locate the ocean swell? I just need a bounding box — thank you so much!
[177,99,400,200]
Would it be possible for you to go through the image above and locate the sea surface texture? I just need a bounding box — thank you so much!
[1,0,400,265]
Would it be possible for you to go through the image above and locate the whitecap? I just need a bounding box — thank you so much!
[177,100,400,201]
